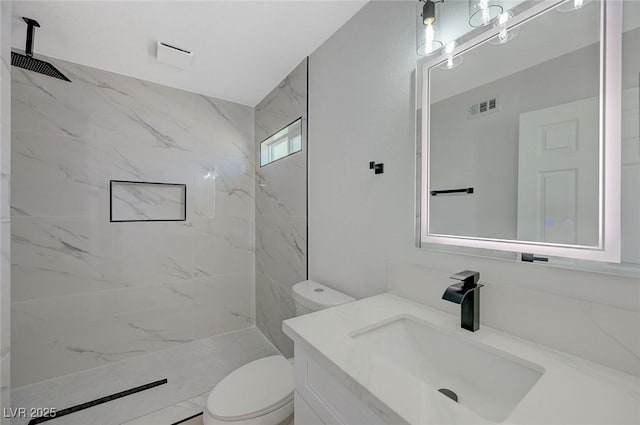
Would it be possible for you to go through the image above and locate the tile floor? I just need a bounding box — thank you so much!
[124,392,207,425]
[178,416,203,425]
[11,327,278,425]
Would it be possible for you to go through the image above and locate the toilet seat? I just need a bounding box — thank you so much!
[205,355,294,423]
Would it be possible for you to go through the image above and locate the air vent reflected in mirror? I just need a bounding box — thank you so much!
[468,97,499,119]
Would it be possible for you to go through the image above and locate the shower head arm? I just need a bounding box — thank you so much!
[22,17,40,57]
[11,16,70,82]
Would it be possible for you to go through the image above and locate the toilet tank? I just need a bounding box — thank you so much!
[292,280,355,316]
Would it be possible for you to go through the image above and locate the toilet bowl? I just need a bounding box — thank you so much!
[203,355,294,425]
[203,280,354,425]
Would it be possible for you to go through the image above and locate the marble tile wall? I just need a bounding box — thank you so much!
[0,2,12,423]
[11,57,255,388]
[255,59,308,357]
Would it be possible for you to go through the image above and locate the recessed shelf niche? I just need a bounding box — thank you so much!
[110,180,187,222]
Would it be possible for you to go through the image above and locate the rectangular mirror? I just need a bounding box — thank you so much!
[420,0,622,262]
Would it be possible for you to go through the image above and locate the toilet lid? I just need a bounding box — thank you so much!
[292,280,355,311]
[206,355,294,421]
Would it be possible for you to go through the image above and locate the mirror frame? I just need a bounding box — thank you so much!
[419,0,622,263]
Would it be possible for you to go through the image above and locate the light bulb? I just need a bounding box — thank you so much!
[490,11,519,45]
[440,54,463,70]
[498,28,507,42]
[469,0,503,27]
[556,0,591,12]
[439,41,463,70]
[480,0,490,24]
[425,24,435,54]
[498,12,508,42]
[417,0,435,56]
[482,9,490,25]
[444,41,456,55]
[417,7,442,58]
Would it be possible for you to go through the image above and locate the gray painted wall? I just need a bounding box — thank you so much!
[255,59,308,358]
[11,57,256,387]
[308,1,640,376]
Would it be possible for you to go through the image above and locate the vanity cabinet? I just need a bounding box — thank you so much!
[294,344,388,425]
[285,294,640,425]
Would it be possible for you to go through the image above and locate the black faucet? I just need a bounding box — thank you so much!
[442,270,483,332]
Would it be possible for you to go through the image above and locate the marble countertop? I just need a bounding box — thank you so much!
[283,293,640,425]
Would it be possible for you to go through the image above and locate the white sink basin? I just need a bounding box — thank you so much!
[351,315,545,422]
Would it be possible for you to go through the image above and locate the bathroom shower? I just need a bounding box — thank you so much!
[11,17,71,82]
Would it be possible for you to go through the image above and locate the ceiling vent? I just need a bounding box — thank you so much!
[156,42,193,69]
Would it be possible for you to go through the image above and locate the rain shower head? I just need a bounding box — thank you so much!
[11,17,71,82]
[11,53,71,81]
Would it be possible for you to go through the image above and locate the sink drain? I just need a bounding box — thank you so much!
[438,388,458,402]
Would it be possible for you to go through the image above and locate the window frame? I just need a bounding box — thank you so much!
[260,117,303,167]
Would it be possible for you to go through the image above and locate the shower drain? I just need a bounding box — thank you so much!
[438,388,459,402]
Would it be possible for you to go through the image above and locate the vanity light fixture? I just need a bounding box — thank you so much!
[468,0,503,27]
[556,0,591,12]
[422,0,438,24]
[438,41,463,70]
[417,0,444,56]
[489,11,520,44]
[423,0,434,24]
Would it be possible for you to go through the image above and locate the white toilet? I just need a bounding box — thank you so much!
[203,280,355,425]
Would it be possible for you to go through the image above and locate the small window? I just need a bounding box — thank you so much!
[260,118,302,166]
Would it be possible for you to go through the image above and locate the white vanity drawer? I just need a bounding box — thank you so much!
[294,345,387,425]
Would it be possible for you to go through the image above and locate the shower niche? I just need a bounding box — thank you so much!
[110,180,187,222]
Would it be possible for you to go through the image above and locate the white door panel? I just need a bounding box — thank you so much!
[621,87,640,263]
[517,97,599,246]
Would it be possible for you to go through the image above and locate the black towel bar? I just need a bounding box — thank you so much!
[430,188,474,196]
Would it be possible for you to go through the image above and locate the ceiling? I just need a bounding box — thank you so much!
[11,1,367,106]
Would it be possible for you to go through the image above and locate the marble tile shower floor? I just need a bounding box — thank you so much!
[123,392,207,425]
[11,327,278,425]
